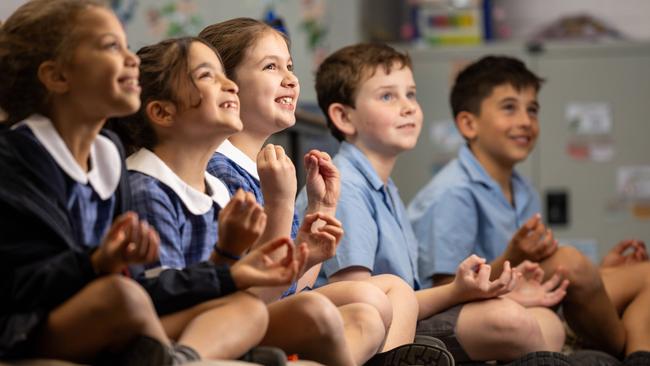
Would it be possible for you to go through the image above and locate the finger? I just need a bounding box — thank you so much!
[259,236,293,255]
[295,243,309,277]
[497,261,513,286]
[274,145,286,160]
[458,254,486,273]
[544,279,569,306]
[312,212,342,228]
[318,224,344,242]
[542,273,562,291]
[532,265,545,282]
[136,221,151,258]
[616,239,638,254]
[540,239,559,260]
[104,212,137,245]
[507,271,522,292]
[477,264,492,292]
[147,229,160,262]
[263,144,278,162]
[301,212,321,227]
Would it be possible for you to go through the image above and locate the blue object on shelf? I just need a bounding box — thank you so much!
[264,8,289,37]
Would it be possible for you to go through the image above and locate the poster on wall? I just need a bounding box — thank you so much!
[565,102,614,162]
[617,165,650,219]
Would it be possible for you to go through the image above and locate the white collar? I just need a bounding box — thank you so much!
[127,148,231,215]
[13,114,121,200]
[217,139,259,180]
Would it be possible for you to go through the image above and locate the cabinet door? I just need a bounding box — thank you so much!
[536,42,650,257]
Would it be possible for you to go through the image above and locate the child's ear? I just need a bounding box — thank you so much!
[456,111,478,141]
[146,100,176,127]
[328,102,356,137]
[37,61,69,94]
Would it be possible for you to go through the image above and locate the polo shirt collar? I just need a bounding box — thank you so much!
[339,142,386,191]
[127,148,230,214]
[13,114,121,200]
[459,144,531,209]
[217,139,259,180]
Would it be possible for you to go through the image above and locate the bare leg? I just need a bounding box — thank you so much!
[456,298,547,361]
[161,291,268,360]
[601,262,650,354]
[363,274,419,350]
[35,276,168,363]
[338,303,386,365]
[260,292,356,366]
[312,279,393,334]
[540,246,625,355]
[527,307,566,352]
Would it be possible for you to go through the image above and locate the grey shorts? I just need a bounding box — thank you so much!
[416,304,471,363]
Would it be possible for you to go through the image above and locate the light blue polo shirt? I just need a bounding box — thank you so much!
[408,145,540,288]
[297,142,421,289]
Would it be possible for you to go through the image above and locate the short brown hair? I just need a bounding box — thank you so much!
[198,17,290,81]
[315,43,412,141]
[0,0,105,125]
[108,37,221,155]
[450,55,544,118]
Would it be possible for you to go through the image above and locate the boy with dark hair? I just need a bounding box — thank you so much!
[409,55,650,364]
[298,44,572,364]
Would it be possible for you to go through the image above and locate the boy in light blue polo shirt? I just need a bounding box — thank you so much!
[409,55,650,363]
[298,44,573,364]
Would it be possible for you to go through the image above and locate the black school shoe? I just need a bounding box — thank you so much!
[239,346,287,366]
[364,342,455,366]
[623,351,650,366]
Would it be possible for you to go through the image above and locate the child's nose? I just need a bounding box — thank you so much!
[281,72,298,88]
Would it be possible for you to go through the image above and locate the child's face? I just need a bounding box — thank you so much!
[61,7,140,118]
[173,42,242,139]
[233,31,299,137]
[347,64,422,158]
[469,83,539,167]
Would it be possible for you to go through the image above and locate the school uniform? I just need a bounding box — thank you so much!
[0,116,237,358]
[408,145,540,287]
[295,141,471,361]
[127,148,230,269]
[207,139,298,296]
[296,142,421,289]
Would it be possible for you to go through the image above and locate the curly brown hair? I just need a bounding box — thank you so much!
[0,0,105,125]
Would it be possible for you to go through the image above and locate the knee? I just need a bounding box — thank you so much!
[231,291,269,331]
[294,293,345,340]
[482,300,543,349]
[94,275,157,326]
[343,303,386,350]
[552,246,600,291]
[343,280,394,329]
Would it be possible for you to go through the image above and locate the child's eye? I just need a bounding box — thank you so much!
[380,93,394,101]
[407,91,417,100]
[199,71,214,80]
[263,63,277,71]
[528,106,539,117]
[502,104,516,113]
[287,64,294,72]
[104,41,121,51]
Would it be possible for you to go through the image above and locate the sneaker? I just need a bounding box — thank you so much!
[239,346,287,366]
[569,349,622,366]
[414,335,448,350]
[364,342,454,366]
[503,351,572,366]
[623,351,650,366]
